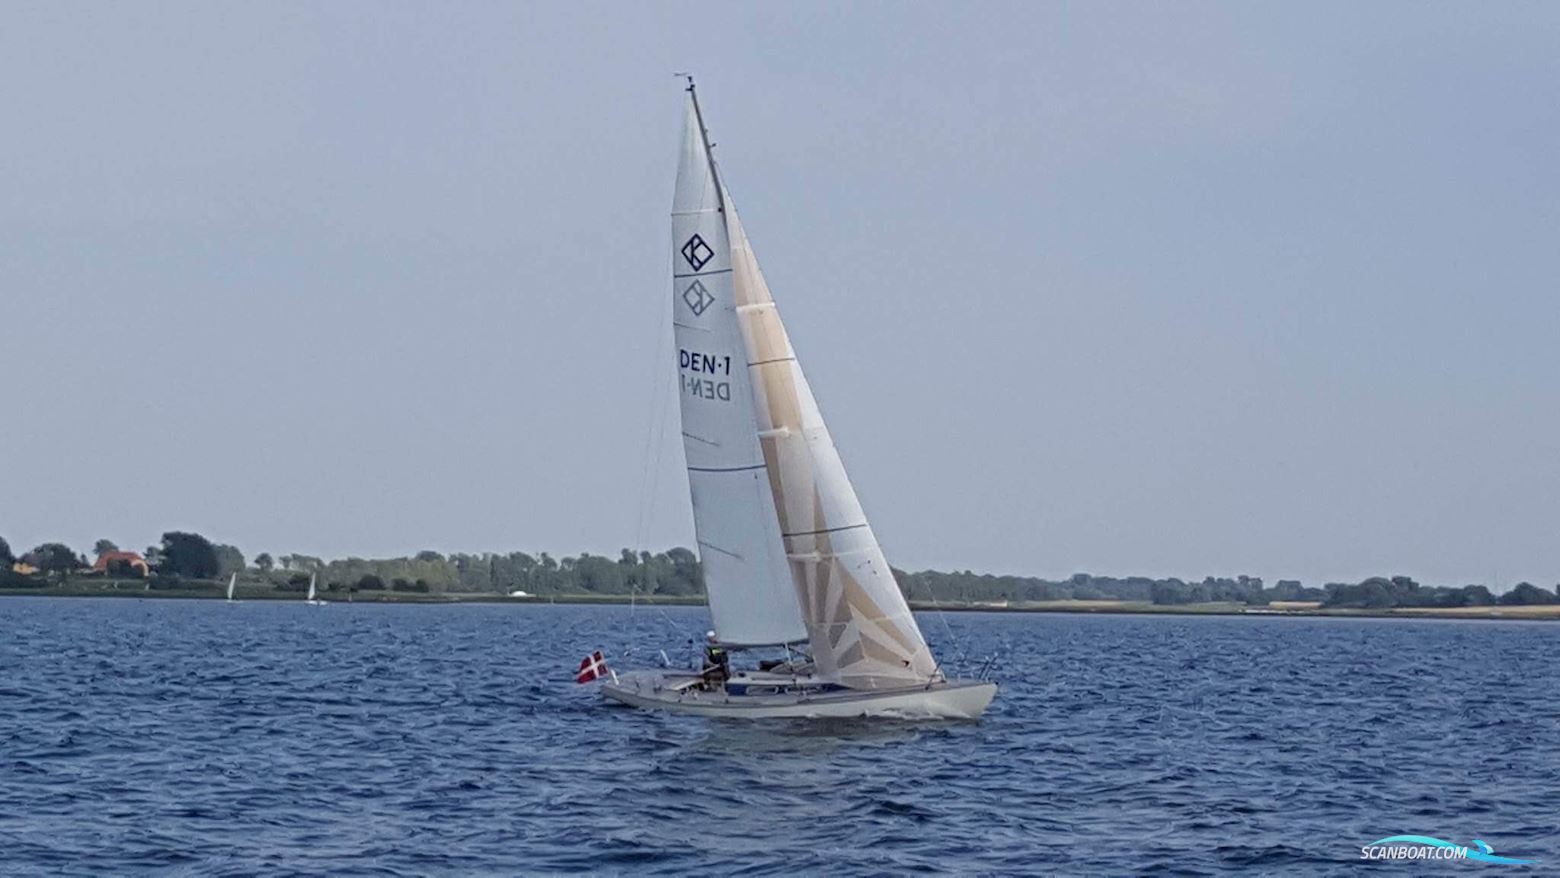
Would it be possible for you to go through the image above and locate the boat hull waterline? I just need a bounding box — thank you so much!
[601,671,997,720]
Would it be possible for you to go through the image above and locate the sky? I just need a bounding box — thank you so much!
[2,2,1556,588]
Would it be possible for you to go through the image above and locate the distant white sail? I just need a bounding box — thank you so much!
[724,191,937,689]
[226,572,236,601]
[307,573,317,602]
[671,93,806,647]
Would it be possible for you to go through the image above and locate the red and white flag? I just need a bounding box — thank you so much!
[575,650,609,684]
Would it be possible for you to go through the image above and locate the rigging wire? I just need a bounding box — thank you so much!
[624,223,691,659]
[918,568,973,677]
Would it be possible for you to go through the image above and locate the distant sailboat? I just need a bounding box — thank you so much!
[226,572,237,602]
[304,572,325,606]
[597,81,997,719]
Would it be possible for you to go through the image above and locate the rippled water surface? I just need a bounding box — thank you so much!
[3,598,1558,874]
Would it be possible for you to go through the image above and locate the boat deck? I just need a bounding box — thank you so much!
[600,669,996,719]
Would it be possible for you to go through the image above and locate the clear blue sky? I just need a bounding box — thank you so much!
[2,3,1556,587]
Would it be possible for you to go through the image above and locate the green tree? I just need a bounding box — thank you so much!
[93,539,119,558]
[1323,578,1396,608]
[254,553,274,572]
[1270,580,1305,601]
[280,554,322,572]
[1447,585,1495,607]
[573,553,626,593]
[160,532,219,578]
[25,543,79,575]
[213,544,245,578]
[1500,582,1559,606]
[0,536,13,568]
[656,547,703,596]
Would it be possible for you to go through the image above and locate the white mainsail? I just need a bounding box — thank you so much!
[672,91,806,647]
[673,85,936,688]
[226,572,236,601]
[307,573,317,602]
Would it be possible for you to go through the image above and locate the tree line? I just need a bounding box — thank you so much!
[3,532,1558,607]
[0,532,704,597]
[897,568,1559,608]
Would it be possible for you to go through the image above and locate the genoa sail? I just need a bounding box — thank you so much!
[723,193,937,689]
[671,91,806,647]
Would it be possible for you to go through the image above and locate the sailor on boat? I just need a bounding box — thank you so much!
[700,632,730,689]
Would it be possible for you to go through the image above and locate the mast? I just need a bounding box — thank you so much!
[685,77,726,216]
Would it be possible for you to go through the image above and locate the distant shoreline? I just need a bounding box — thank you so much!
[909,599,1560,621]
[5,586,1559,621]
[0,585,703,607]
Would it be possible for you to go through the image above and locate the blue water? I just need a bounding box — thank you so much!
[2,598,1558,874]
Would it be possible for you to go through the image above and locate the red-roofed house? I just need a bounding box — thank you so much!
[93,551,150,578]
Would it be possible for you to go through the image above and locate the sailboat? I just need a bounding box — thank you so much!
[225,572,237,602]
[304,572,325,606]
[599,81,997,720]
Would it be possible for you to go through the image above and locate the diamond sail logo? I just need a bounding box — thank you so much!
[680,234,714,271]
[682,279,714,316]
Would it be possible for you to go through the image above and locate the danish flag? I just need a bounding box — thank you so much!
[575,650,609,684]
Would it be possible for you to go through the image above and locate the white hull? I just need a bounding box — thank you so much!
[304,600,327,606]
[601,670,996,720]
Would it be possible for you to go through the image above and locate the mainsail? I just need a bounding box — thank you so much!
[672,90,806,647]
[674,84,937,687]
